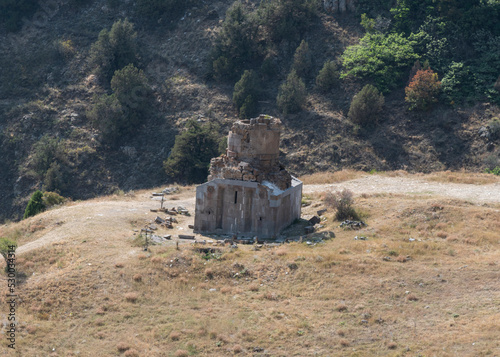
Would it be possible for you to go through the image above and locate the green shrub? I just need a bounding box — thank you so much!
[233,70,259,118]
[261,55,279,78]
[488,118,500,139]
[316,60,339,92]
[163,120,222,184]
[43,162,66,193]
[24,190,45,219]
[348,84,384,126]
[31,136,63,179]
[484,167,500,176]
[42,191,66,208]
[341,33,419,93]
[324,189,360,221]
[89,19,138,83]
[292,40,312,79]
[277,70,307,114]
[0,237,17,268]
[54,39,76,61]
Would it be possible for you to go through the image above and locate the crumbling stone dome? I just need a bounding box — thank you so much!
[209,115,292,191]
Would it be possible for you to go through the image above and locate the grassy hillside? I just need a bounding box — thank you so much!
[0,175,499,355]
[0,0,499,222]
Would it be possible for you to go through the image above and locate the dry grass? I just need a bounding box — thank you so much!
[124,292,139,303]
[424,170,500,185]
[1,185,499,356]
[299,169,363,184]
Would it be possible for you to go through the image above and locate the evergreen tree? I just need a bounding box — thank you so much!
[233,70,259,118]
[348,84,385,126]
[163,121,221,184]
[292,40,312,79]
[277,70,307,114]
[23,190,45,219]
[316,60,339,92]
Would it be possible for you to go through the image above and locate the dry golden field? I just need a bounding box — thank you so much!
[1,173,499,356]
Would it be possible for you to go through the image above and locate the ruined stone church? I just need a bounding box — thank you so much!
[194,115,302,238]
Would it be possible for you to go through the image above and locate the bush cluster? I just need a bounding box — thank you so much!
[324,189,360,221]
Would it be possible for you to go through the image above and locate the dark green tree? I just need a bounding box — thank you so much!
[87,94,124,144]
[316,60,339,92]
[163,121,221,184]
[111,64,151,118]
[233,70,259,118]
[292,40,312,79]
[277,70,307,114]
[23,190,45,219]
[89,19,138,83]
[348,84,385,126]
[88,64,150,144]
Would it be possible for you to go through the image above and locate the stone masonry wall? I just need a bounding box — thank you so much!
[208,115,292,191]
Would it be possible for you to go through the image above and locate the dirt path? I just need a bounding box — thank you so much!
[13,176,500,255]
[16,192,196,255]
[304,175,500,204]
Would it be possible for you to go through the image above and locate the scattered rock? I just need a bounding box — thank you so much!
[317,209,327,216]
[178,235,195,240]
[340,220,367,230]
[162,187,179,195]
[354,236,367,240]
[308,216,321,225]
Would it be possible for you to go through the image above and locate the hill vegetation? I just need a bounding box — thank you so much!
[0,0,499,221]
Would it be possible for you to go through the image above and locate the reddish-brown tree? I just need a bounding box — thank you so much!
[405,69,441,111]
